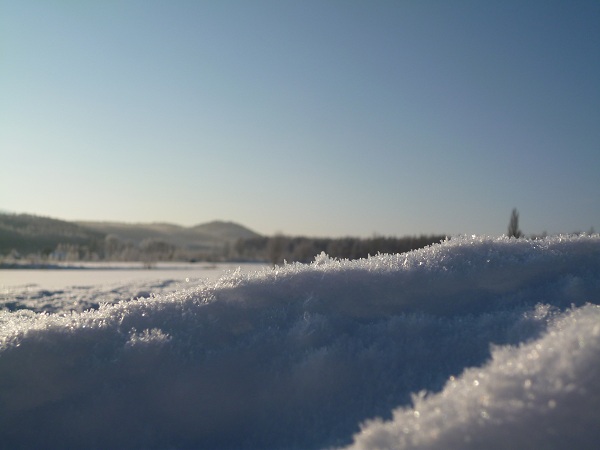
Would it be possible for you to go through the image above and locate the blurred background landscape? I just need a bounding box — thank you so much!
[0,212,445,265]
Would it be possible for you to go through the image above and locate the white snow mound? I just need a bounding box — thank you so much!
[0,235,599,449]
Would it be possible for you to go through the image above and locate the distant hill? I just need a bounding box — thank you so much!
[0,214,105,256]
[78,220,261,251]
[0,213,261,260]
[192,220,261,241]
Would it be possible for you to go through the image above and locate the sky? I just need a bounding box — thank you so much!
[1,0,599,238]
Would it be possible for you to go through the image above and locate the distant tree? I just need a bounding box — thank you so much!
[140,239,176,266]
[104,234,123,259]
[507,208,523,238]
[267,234,287,265]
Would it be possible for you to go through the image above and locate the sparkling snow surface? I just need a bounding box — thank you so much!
[0,262,265,313]
[0,236,599,449]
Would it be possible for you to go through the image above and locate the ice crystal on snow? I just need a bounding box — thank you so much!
[0,235,599,449]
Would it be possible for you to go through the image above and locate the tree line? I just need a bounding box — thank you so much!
[3,236,216,265]
[230,234,447,264]
[1,232,447,265]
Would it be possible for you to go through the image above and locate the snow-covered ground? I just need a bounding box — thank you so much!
[0,235,599,449]
[0,262,266,313]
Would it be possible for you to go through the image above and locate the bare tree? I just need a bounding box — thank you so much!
[507,208,523,238]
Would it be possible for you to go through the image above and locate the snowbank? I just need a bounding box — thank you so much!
[0,235,599,449]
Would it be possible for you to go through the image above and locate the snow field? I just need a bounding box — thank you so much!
[0,235,599,449]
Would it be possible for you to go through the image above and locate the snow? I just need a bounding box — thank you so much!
[0,235,599,449]
[0,262,265,313]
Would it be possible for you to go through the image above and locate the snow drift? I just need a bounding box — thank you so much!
[0,235,599,449]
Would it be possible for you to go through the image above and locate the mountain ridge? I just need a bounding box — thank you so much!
[0,213,262,258]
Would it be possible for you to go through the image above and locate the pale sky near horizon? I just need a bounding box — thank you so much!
[1,1,599,237]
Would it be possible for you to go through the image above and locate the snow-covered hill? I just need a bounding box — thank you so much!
[1,235,599,449]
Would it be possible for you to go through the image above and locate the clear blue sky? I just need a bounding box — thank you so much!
[1,1,599,237]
